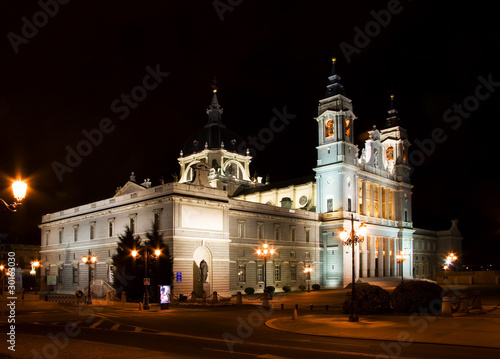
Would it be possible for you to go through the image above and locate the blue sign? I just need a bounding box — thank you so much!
[176,272,182,282]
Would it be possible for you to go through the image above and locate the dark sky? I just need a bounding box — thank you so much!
[0,1,499,265]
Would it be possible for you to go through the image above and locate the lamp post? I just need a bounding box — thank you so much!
[0,264,4,295]
[82,251,97,304]
[396,251,409,282]
[339,213,367,322]
[256,243,275,293]
[132,246,161,310]
[304,266,312,293]
[0,179,27,212]
[444,252,458,271]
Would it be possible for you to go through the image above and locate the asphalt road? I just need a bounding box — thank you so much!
[4,295,500,359]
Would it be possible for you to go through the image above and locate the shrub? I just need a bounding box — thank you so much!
[311,284,321,291]
[391,281,443,314]
[282,285,292,292]
[265,286,275,293]
[298,284,306,292]
[244,287,255,295]
[342,284,391,315]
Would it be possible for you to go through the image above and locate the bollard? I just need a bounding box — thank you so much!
[441,296,452,317]
[471,291,482,310]
[139,302,143,311]
[310,304,313,311]
[292,308,298,320]
[236,291,242,305]
[212,291,218,303]
[281,303,284,310]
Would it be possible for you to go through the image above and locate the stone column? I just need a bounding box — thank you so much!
[377,236,384,277]
[362,181,367,216]
[369,236,376,277]
[391,237,397,276]
[384,237,390,277]
[361,238,368,278]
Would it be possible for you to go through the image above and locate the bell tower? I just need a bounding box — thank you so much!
[314,58,358,213]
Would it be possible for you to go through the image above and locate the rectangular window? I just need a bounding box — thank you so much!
[274,225,281,241]
[305,252,310,259]
[58,267,63,283]
[90,222,95,240]
[366,183,372,216]
[58,229,63,244]
[327,198,333,212]
[347,198,352,212]
[238,264,246,282]
[274,264,281,282]
[73,226,79,242]
[257,264,264,282]
[108,221,114,237]
[73,267,78,284]
[382,187,387,219]
[290,227,296,242]
[153,209,162,228]
[290,251,296,258]
[130,217,135,233]
[305,228,310,243]
[257,222,264,240]
[45,231,50,246]
[290,265,297,281]
[238,222,245,238]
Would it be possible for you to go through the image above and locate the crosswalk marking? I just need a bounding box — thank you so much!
[90,318,105,328]
[111,323,120,330]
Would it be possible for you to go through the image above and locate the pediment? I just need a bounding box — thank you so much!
[114,181,146,197]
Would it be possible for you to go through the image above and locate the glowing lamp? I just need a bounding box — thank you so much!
[12,180,27,202]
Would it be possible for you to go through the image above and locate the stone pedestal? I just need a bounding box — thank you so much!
[203,283,210,296]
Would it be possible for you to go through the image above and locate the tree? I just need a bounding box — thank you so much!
[111,226,143,301]
[145,223,173,302]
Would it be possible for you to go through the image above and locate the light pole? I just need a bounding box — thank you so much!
[82,251,97,304]
[256,243,275,293]
[444,252,458,271]
[339,213,367,322]
[0,264,5,295]
[0,179,27,212]
[304,266,312,293]
[132,246,161,310]
[396,251,409,282]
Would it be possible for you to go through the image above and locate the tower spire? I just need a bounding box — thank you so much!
[385,94,400,128]
[206,77,223,125]
[325,57,345,97]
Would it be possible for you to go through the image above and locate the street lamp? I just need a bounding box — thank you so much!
[30,261,40,275]
[132,246,161,310]
[444,252,458,270]
[339,213,367,322]
[256,243,275,293]
[396,251,409,282]
[82,251,97,304]
[304,266,312,293]
[0,264,5,295]
[0,179,27,212]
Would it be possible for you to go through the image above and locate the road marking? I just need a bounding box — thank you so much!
[89,318,105,328]
[134,327,142,332]
[111,323,120,330]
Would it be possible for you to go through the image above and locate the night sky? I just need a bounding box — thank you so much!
[0,1,499,265]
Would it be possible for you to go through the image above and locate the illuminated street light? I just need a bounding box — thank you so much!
[340,213,367,323]
[30,260,40,275]
[304,266,312,293]
[82,251,97,304]
[0,179,27,212]
[0,264,5,295]
[132,245,161,310]
[256,243,275,292]
[396,251,409,282]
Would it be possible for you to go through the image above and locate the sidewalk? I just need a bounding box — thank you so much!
[266,307,500,349]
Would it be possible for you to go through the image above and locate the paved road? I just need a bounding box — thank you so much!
[4,299,500,359]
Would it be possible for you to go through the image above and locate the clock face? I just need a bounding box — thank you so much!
[326,176,334,185]
[299,195,308,206]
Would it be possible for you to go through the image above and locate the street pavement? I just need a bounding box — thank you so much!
[1,281,499,358]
